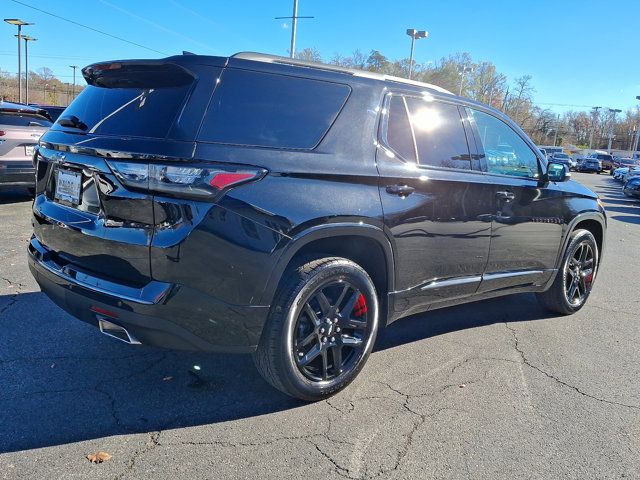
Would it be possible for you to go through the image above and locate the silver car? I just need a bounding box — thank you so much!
[0,101,52,191]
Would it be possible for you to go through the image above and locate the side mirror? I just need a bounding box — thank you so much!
[546,162,570,182]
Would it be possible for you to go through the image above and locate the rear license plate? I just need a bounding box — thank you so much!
[55,169,82,205]
[24,145,35,156]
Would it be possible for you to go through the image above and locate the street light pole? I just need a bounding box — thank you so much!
[631,96,640,159]
[607,108,622,152]
[19,35,36,104]
[589,106,601,149]
[406,29,428,79]
[458,65,472,96]
[553,114,560,147]
[4,19,33,103]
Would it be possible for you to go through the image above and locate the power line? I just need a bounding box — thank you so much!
[9,0,169,55]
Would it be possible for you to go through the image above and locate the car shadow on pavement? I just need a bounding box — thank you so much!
[0,188,32,205]
[0,290,551,453]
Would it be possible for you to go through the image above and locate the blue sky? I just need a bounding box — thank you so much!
[1,0,638,113]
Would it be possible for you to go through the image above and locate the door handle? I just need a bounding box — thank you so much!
[495,190,515,202]
[386,184,415,197]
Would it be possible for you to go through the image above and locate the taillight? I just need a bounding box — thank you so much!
[0,130,5,136]
[106,161,266,200]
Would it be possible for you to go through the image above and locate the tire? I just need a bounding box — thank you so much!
[536,229,599,315]
[253,257,380,401]
[27,187,35,196]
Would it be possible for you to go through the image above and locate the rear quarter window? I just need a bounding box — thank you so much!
[197,69,351,149]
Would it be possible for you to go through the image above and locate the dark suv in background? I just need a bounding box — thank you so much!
[28,53,606,400]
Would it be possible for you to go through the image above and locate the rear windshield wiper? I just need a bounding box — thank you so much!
[57,115,88,131]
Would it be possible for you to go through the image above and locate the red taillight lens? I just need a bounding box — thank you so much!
[0,130,5,136]
[106,161,266,200]
[209,172,256,189]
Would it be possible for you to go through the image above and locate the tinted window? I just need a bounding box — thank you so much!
[51,84,191,138]
[198,69,350,149]
[0,113,52,128]
[405,98,470,169]
[470,108,539,178]
[385,96,416,162]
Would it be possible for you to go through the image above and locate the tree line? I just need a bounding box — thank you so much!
[0,67,83,107]
[297,47,639,151]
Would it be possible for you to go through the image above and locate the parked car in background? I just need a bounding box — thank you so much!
[550,152,575,170]
[0,101,52,192]
[539,145,563,159]
[27,52,606,400]
[621,166,640,184]
[611,158,638,174]
[613,166,631,180]
[622,177,640,199]
[576,157,602,173]
[30,104,66,122]
[539,148,546,158]
[588,153,615,171]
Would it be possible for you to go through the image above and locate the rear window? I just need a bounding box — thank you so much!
[51,84,191,138]
[0,113,52,128]
[198,69,351,149]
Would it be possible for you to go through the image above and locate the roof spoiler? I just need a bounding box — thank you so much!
[82,60,195,88]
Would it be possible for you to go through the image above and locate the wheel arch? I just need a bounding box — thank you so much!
[547,211,606,289]
[259,223,395,319]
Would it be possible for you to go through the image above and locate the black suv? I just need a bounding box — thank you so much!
[28,53,606,400]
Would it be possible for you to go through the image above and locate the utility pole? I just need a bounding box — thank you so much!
[70,65,78,101]
[275,1,313,59]
[589,106,601,149]
[406,29,428,79]
[553,114,560,147]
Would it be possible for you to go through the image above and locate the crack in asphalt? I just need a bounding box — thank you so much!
[504,323,640,410]
[114,431,162,480]
[0,277,26,317]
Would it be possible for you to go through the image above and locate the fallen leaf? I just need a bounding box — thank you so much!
[162,376,173,382]
[86,452,112,464]
[458,384,466,389]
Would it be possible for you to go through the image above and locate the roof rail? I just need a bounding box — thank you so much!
[231,52,453,95]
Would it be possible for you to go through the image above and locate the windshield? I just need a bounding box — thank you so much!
[0,112,52,128]
[554,153,569,159]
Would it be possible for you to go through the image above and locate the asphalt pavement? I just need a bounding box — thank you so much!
[0,172,638,479]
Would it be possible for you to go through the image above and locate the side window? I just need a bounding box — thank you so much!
[198,69,351,149]
[385,96,417,162]
[405,98,471,170]
[470,108,540,178]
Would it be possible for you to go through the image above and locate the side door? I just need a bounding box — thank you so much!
[464,107,564,292]
[377,93,493,318]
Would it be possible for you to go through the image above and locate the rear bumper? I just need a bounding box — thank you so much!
[0,160,35,186]
[28,236,269,353]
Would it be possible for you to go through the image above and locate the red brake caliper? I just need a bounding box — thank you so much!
[353,294,368,317]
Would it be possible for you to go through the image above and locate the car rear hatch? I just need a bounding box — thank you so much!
[32,59,217,288]
[0,111,50,162]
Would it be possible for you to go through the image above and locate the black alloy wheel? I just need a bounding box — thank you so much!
[564,241,595,307]
[254,257,379,401]
[293,281,370,382]
[536,229,599,315]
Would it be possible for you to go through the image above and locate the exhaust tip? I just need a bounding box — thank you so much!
[98,318,141,345]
